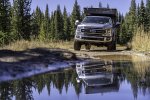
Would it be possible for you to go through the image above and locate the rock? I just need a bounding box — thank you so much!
[126,42,132,50]
[62,52,77,60]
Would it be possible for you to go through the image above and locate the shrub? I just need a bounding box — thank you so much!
[132,27,150,51]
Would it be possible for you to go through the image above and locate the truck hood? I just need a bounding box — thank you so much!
[78,23,112,29]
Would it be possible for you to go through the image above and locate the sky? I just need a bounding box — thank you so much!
[10,0,146,15]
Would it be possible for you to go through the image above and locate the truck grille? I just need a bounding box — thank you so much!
[81,28,105,34]
[85,33,103,37]
[82,37,104,41]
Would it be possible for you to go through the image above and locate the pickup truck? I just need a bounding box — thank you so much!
[74,8,120,51]
[76,60,114,87]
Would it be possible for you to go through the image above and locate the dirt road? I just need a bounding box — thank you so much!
[71,46,150,61]
[0,45,149,64]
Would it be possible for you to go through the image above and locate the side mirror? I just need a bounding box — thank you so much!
[75,20,80,26]
[115,22,120,28]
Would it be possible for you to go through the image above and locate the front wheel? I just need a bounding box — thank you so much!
[74,41,81,51]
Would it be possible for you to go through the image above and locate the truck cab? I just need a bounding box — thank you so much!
[74,8,120,51]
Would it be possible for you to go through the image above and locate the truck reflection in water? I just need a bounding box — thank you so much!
[76,60,119,94]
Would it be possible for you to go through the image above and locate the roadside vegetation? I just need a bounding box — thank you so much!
[120,0,150,52]
[132,27,150,51]
[1,40,73,51]
[0,0,150,52]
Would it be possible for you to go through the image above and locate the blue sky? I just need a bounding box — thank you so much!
[10,0,146,15]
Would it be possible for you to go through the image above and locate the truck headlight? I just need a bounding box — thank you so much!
[76,26,84,35]
[106,29,112,34]
[77,27,82,32]
[104,29,112,36]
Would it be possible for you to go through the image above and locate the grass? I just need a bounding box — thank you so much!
[1,39,126,51]
[133,61,150,77]
[132,27,150,52]
[0,39,74,51]
[3,31,149,52]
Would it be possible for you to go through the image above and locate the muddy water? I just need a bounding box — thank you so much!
[0,56,150,100]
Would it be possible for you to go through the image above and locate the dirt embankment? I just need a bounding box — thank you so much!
[0,48,76,66]
[71,46,150,62]
[1,46,150,66]
[1,40,150,62]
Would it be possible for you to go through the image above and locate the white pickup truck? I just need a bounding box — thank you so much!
[76,60,114,87]
[74,8,120,51]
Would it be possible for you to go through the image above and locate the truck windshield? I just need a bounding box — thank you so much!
[82,16,112,24]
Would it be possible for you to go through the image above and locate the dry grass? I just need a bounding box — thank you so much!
[0,39,74,51]
[132,27,150,52]
[133,61,150,77]
[0,40,125,51]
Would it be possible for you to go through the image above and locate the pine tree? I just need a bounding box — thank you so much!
[12,0,32,40]
[54,5,63,40]
[50,12,55,39]
[128,0,136,32]
[119,11,134,44]
[0,0,12,45]
[67,17,71,40]
[35,6,43,27]
[0,0,11,33]
[119,23,128,44]
[117,13,125,44]
[146,0,150,31]
[44,4,50,39]
[139,0,146,28]
[39,21,46,41]
[122,0,136,43]
[31,6,43,38]
[63,6,70,40]
[71,0,81,37]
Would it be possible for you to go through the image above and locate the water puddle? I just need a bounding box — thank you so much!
[0,55,150,100]
[0,61,75,82]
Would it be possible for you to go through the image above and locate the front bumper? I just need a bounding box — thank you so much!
[75,35,113,43]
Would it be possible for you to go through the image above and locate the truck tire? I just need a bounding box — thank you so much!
[85,44,91,51]
[74,41,81,51]
[107,41,116,51]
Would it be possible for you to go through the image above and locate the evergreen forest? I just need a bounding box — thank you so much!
[0,0,150,47]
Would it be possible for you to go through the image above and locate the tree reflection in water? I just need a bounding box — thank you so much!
[0,61,150,100]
